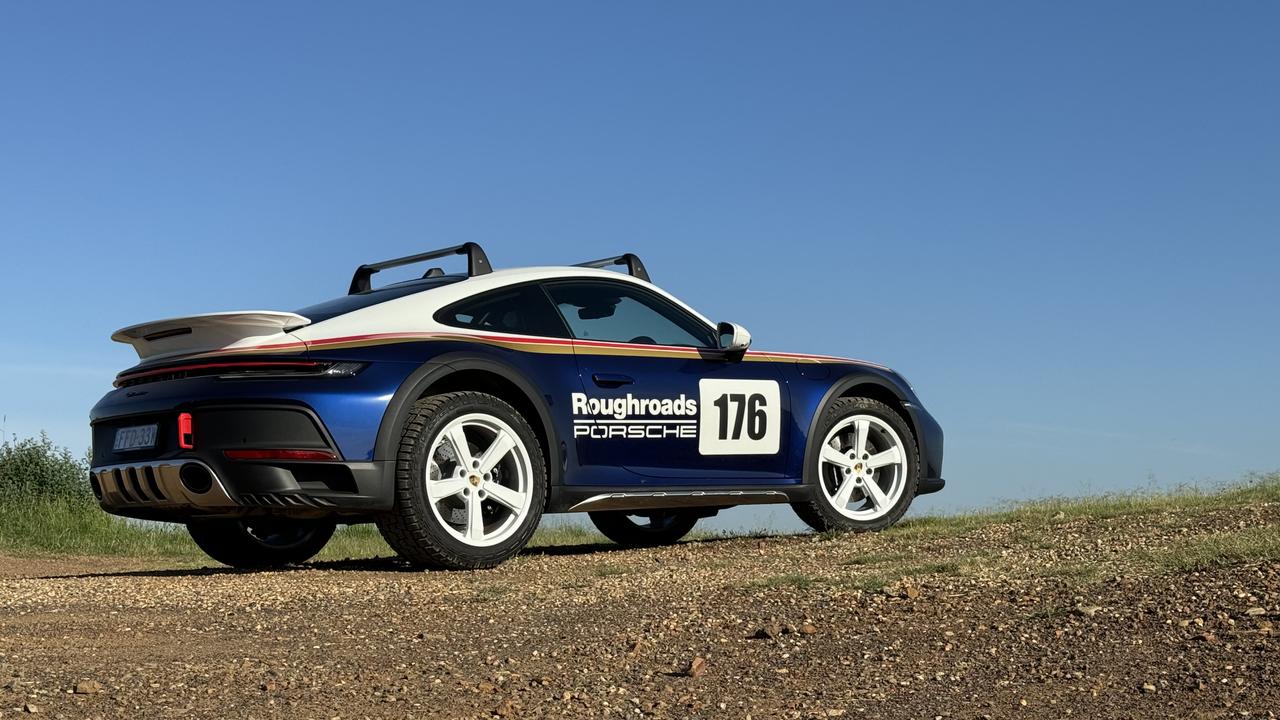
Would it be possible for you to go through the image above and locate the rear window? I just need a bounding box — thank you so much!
[295,276,465,324]
[435,284,569,338]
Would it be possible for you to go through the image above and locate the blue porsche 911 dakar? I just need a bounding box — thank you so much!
[90,244,944,569]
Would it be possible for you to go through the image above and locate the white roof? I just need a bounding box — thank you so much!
[290,266,716,342]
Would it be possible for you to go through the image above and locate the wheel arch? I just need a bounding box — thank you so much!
[800,373,918,486]
[373,355,561,488]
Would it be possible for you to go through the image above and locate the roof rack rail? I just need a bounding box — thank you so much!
[348,242,492,294]
[574,253,650,282]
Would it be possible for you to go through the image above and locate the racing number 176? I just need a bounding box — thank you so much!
[712,393,768,441]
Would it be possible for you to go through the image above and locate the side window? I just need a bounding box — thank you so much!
[544,281,717,347]
[435,285,569,337]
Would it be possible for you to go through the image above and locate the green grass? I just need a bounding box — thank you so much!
[0,494,606,562]
[2,473,1276,569]
[1143,525,1280,573]
[846,574,891,593]
[908,560,965,575]
[529,523,607,547]
[470,583,515,601]
[842,551,909,566]
[1034,562,1105,583]
[593,563,631,577]
[883,472,1280,542]
[0,495,201,559]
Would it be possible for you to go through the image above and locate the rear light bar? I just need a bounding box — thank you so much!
[223,449,338,461]
[114,361,364,388]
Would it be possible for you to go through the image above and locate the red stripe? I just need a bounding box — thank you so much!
[224,448,338,461]
[151,330,877,368]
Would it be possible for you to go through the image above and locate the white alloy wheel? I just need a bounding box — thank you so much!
[817,414,909,521]
[425,412,533,548]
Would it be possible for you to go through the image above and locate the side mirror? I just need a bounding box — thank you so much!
[717,321,752,356]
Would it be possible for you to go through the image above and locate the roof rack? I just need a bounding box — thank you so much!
[575,253,650,282]
[348,242,492,294]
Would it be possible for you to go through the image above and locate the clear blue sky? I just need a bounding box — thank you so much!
[2,2,1277,529]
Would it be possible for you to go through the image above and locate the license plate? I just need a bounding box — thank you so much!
[113,424,158,452]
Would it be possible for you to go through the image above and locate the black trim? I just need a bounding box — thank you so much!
[917,477,945,495]
[142,327,192,341]
[547,484,809,513]
[98,460,394,523]
[91,402,342,467]
[349,242,492,294]
[575,253,650,282]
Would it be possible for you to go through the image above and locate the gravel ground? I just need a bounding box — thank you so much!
[1,505,1278,719]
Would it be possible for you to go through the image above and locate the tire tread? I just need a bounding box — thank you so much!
[588,510,699,547]
[186,520,335,569]
[791,396,920,533]
[375,391,546,570]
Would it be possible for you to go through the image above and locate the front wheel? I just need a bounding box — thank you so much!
[187,518,336,569]
[792,396,919,533]
[589,510,700,547]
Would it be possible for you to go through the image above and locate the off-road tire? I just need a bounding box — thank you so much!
[375,391,547,570]
[791,396,920,533]
[589,510,700,547]
[186,518,336,569]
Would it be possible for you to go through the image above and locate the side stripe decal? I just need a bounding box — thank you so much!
[151,331,886,370]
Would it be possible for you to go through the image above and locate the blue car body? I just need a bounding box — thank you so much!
[89,251,943,523]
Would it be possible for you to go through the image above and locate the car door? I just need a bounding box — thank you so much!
[543,278,790,485]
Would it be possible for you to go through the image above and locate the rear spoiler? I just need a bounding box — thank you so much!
[349,242,492,294]
[575,253,650,282]
[111,311,311,362]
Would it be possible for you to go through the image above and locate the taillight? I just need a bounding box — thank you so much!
[114,361,365,388]
[218,361,365,380]
[223,449,338,461]
[178,412,194,449]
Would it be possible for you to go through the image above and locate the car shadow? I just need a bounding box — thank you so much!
[30,534,778,580]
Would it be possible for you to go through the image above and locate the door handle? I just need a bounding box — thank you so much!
[592,373,635,388]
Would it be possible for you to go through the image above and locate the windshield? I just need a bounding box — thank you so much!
[295,276,465,324]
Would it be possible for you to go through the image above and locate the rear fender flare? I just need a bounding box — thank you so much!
[373,354,562,487]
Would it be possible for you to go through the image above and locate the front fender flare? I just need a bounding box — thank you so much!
[800,372,911,487]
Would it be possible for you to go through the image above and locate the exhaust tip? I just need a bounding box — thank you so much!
[88,472,103,501]
[179,463,214,494]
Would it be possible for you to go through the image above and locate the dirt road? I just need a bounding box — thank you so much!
[2,504,1278,719]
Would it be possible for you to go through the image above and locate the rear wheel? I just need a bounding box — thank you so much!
[792,396,919,533]
[186,518,335,569]
[376,391,547,570]
[589,510,700,547]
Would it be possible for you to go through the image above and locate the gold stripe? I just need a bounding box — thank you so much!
[178,333,861,366]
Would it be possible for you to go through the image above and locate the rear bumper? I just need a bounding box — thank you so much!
[90,455,394,522]
[92,460,237,511]
[90,400,395,522]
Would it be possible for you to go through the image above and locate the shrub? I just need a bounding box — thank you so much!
[0,432,91,502]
